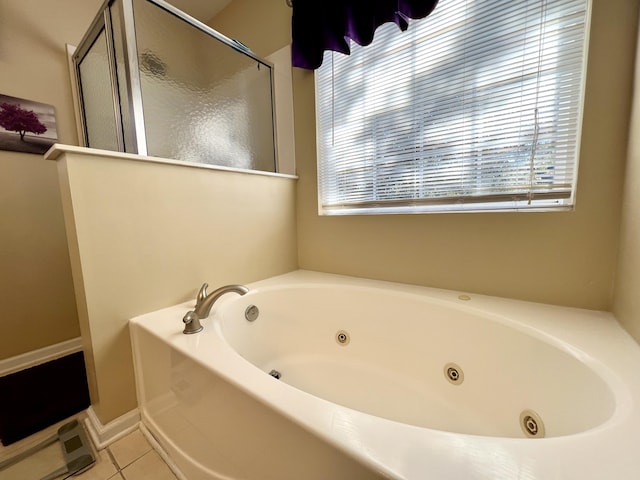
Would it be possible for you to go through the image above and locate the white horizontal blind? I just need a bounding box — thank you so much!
[316,0,590,214]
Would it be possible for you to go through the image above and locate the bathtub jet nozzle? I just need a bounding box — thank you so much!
[182,283,249,334]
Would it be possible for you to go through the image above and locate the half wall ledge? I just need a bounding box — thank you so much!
[44,144,298,180]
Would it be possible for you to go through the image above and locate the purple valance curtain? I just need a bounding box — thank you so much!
[291,0,440,70]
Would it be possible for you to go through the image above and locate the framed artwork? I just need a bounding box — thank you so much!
[0,94,58,155]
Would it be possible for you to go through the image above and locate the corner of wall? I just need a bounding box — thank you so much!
[612,6,640,344]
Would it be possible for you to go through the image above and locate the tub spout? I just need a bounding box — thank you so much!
[182,283,249,334]
[195,284,249,318]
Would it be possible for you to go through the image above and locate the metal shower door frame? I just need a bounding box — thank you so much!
[72,0,278,171]
[72,0,148,155]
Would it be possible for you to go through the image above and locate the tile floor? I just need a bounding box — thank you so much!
[0,415,177,480]
[76,429,177,480]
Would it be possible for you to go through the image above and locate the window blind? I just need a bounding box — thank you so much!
[316,0,590,215]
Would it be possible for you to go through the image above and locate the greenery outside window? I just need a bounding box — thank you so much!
[315,0,591,215]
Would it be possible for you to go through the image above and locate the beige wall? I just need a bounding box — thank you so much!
[208,0,291,59]
[50,147,298,424]
[614,7,640,343]
[295,0,639,311]
[0,0,103,359]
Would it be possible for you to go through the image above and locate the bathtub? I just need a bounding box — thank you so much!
[130,270,640,479]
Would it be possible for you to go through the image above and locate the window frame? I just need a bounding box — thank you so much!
[315,0,592,216]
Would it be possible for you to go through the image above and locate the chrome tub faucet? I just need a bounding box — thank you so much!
[183,283,249,334]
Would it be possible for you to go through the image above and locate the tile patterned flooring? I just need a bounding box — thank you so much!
[0,416,177,480]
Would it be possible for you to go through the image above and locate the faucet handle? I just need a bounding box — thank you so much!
[183,311,203,334]
[195,283,209,308]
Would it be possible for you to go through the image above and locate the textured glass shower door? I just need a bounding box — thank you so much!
[76,29,121,151]
[73,0,277,173]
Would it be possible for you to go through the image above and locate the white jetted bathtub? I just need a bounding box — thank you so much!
[130,270,640,480]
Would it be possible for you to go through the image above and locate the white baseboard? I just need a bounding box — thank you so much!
[84,406,140,450]
[0,337,83,377]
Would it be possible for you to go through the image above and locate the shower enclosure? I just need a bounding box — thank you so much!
[72,0,277,172]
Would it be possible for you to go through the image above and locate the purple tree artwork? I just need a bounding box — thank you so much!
[0,94,58,155]
[0,102,48,140]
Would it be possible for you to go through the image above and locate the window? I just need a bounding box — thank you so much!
[316,0,591,215]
